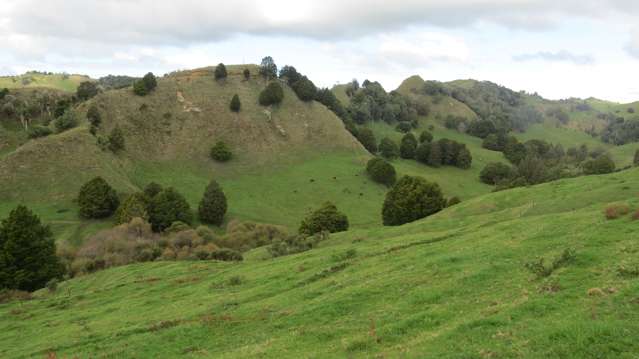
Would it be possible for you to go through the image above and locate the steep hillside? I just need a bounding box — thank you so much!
[3,168,638,358]
[0,72,92,92]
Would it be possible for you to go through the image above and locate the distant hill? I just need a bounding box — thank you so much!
[0,72,93,92]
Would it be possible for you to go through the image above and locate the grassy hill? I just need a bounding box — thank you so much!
[0,72,92,92]
[2,167,638,358]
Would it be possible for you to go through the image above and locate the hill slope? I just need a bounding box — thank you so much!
[0,72,92,92]
[2,168,638,358]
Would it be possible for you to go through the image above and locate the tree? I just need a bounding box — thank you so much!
[279,65,301,85]
[198,180,227,226]
[419,130,433,143]
[396,122,412,133]
[77,177,120,219]
[54,110,77,133]
[144,182,163,198]
[259,56,277,80]
[292,76,317,102]
[142,72,157,92]
[355,127,377,153]
[76,81,98,101]
[133,80,148,96]
[214,63,228,80]
[108,126,125,152]
[382,176,446,226]
[366,157,397,186]
[467,119,497,138]
[299,202,349,236]
[379,137,399,159]
[0,206,64,291]
[415,142,431,164]
[583,155,616,175]
[148,188,193,232]
[115,193,149,224]
[243,68,250,80]
[259,82,284,106]
[400,133,418,159]
[230,94,241,112]
[87,105,101,135]
[480,162,514,185]
[456,147,473,169]
[210,141,232,162]
[634,149,639,166]
[427,142,443,167]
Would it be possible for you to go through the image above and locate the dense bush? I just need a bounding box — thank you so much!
[366,157,397,187]
[355,127,377,153]
[583,155,615,175]
[108,126,125,152]
[54,110,78,133]
[213,220,288,252]
[76,81,98,101]
[210,141,232,162]
[230,94,241,112]
[480,162,514,185]
[347,80,418,125]
[291,76,317,102]
[396,121,412,133]
[400,133,418,159]
[133,72,157,96]
[467,119,497,138]
[27,125,52,139]
[0,206,64,291]
[87,105,101,135]
[78,177,120,219]
[315,88,347,119]
[299,202,349,236]
[417,138,472,169]
[378,137,399,159]
[419,130,433,143]
[198,180,227,226]
[259,82,284,106]
[415,142,431,164]
[144,182,163,198]
[214,63,227,80]
[115,193,149,224]
[148,188,193,232]
[447,197,462,207]
[243,68,250,80]
[382,176,446,226]
[210,248,243,261]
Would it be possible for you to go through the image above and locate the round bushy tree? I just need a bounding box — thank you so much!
[144,182,163,198]
[259,82,284,106]
[379,137,399,159]
[148,188,193,232]
[210,141,232,162]
[427,142,443,167]
[133,80,148,96]
[356,127,377,154]
[77,81,98,101]
[480,162,514,185]
[214,63,228,80]
[366,157,397,187]
[108,126,125,152]
[299,202,349,236]
[115,193,149,224]
[142,72,157,92]
[400,133,418,159]
[77,177,119,219]
[54,110,77,133]
[382,176,446,226]
[415,142,431,164]
[230,94,241,112]
[0,206,64,291]
[419,130,433,143]
[198,180,227,226]
[456,147,473,169]
[583,155,616,175]
[292,76,317,102]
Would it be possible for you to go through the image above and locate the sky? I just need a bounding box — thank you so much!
[1,1,639,102]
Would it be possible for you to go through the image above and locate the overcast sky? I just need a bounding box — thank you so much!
[2,1,639,102]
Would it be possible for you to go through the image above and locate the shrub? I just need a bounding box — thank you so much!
[229,94,241,112]
[214,63,227,80]
[108,126,125,152]
[144,182,163,198]
[54,110,77,133]
[396,122,412,133]
[524,248,576,279]
[269,232,328,258]
[447,197,461,207]
[382,176,446,226]
[366,157,396,187]
[456,147,472,169]
[76,81,98,101]
[198,180,227,226]
[259,82,284,106]
[583,155,615,175]
[77,177,119,219]
[292,76,317,102]
[480,162,514,185]
[27,125,52,139]
[133,72,157,96]
[0,206,64,291]
[604,204,631,220]
[299,202,349,236]
[210,248,243,262]
[243,68,250,80]
[378,137,399,159]
[210,141,232,162]
[148,188,193,232]
[133,80,148,96]
[115,193,149,224]
[355,127,377,153]
[87,105,101,134]
[400,133,418,159]
[415,142,431,164]
[213,220,288,252]
[419,130,433,143]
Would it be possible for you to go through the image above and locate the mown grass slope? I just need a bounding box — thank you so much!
[2,168,638,358]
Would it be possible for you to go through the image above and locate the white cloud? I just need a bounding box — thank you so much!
[513,50,595,65]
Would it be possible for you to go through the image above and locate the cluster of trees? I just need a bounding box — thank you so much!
[347,80,420,126]
[414,138,472,169]
[279,65,317,102]
[133,73,157,96]
[98,75,139,90]
[0,88,72,133]
[600,117,639,145]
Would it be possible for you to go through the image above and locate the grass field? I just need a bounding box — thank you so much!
[2,167,638,358]
[0,73,91,92]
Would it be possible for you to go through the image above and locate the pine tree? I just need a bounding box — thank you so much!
[0,206,64,291]
[215,63,228,80]
[198,180,227,226]
[148,188,193,232]
[77,177,120,219]
[230,94,241,112]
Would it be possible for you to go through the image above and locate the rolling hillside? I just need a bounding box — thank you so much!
[0,72,92,92]
[2,167,638,358]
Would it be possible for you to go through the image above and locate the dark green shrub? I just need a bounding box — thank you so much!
[230,94,241,112]
[396,122,412,133]
[400,133,418,159]
[259,82,284,106]
[115,193,149,224]
[198,180,227,226]
[366,157,396,186]
[0,206,64,291]
[415,142,431,164]
[355,127,377,153]
[133,80,148,96]
[382,176,446,226]
[148,188,193,232]
[27,125,52,139]
[142,72,157,92]
[108,126,125,152]
[210,248,243,262]
[583,155,615,175]
[210,141,232,162]
[456,147,473,169]
[76,81,98,101]
[87,105,101,135]
[77,177,119,219]
[214,63,227,80]
[524,248,576,279]
[480,162,514,185]
[54,110,77,133]
[144,182,163,198]
[379,137,399,159]
[299,202,349,236]
[292,76,317,102]
[243,68,250,80]
[419,130,433,143]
